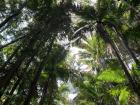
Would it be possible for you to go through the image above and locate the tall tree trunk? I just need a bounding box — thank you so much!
[97,22,140,98]
[47,74,56,105]
[113,26,140,68]
[39,75,51,105]
[113,41,130,70]
[2,77,21,105]
[23,39,54,105]
[2,54,36,105]
[0,35,37,90]
[0,35,43,99]
[105,22,140,68]
[0,35,27,50]
[0,3,26,29]
[0,45,21,72]
[0,56,27,98]
[0,54,27,89]
[23,56,48,105]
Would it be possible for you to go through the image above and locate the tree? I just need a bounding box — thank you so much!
[0,0,140,105]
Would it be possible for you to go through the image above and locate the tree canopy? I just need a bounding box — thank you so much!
[0,0,140,105]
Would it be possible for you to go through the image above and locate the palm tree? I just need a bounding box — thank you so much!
[0,0,140,104]
[73,0,140,98]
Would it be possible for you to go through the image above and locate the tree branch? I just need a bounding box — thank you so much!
[0,35,27,50]
[0,2,26,29]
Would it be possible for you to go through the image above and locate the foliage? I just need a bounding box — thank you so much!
[0,0,140,105]
[97,69,126,83]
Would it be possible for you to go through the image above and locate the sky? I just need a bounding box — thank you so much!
[91,0,97,4]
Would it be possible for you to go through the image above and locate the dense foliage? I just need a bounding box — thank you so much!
[0,0,140,105]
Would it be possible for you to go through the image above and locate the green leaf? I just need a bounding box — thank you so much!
[97,69,126,83]
[109,88,120,96]
[119,88,130,105]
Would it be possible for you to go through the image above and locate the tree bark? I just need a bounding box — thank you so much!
[0,3,26,29]
[0,35,27,50]
[23,39,54,105]
[2,53,36,105]
[39,75,51,105]
[0,35,37,90]
[0,45,21,72]
[0,54,26,89]
[105,21,140,68]
[97,22,140,98]
[47,75,56,105]
[113,26,140,68]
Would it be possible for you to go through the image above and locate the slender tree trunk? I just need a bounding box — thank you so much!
[0,3,26,29]
[23,57,47,105]
[0,54,26,89]
[112,26,140,68]
[0,12,20,29]
[0,54,27,98]
[2,53,36,104]
[47,75,56,105]
[0,35,27,50]
[0,45,21,72]
[0,35,37,90]
[23,39,54,105]
[39,75,51,105]
[97,22,140,98]
[105,22,140,68]
[2,77,21,105]
[113,41,130,70]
